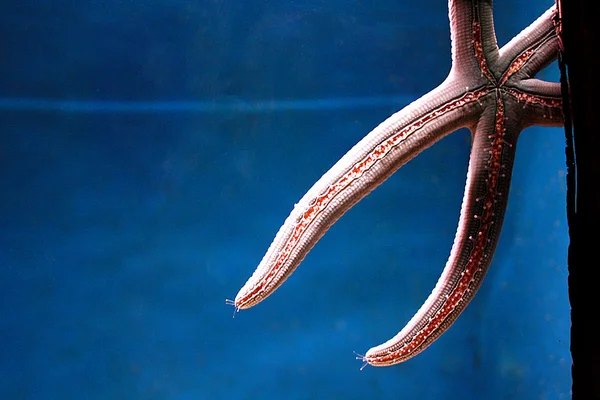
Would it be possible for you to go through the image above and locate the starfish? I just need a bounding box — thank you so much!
[231,0,564,367]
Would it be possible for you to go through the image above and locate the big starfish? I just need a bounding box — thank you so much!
[231,0,564,367]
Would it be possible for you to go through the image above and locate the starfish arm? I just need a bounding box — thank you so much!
[448,0,498,79]
[234,80,485,310]
[497,7,559,79]
[364,93,520,366]
[505,80,563,128]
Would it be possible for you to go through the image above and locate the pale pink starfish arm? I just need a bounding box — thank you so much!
[233,0,564,367]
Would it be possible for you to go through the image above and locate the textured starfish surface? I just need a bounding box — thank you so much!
[232,0,564,367]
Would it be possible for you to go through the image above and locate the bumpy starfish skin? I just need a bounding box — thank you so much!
[233,0,563,366]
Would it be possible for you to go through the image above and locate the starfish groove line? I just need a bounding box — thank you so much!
[233,0,563,367]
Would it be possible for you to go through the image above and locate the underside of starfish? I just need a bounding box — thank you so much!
[232,0,564,367]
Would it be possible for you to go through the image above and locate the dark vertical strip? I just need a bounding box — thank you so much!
[558,0,600,397]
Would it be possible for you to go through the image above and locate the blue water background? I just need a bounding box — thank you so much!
[1,0,570,398]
